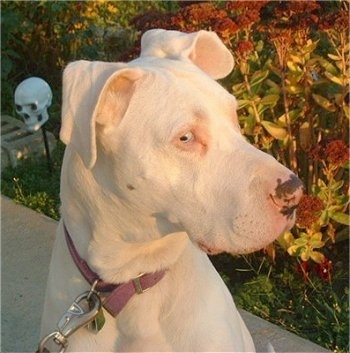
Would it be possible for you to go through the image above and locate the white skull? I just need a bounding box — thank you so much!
[14,77,52,132]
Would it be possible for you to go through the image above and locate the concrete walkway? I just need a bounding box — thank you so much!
[1,196,329,353]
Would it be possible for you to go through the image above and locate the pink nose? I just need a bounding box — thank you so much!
[270,174,304,219]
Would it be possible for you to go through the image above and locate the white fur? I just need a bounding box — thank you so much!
[41,29,302,352]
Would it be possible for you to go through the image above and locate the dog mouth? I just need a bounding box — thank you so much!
[197,241,222,255]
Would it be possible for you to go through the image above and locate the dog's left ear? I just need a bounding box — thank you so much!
[60,61,143,169]
[140,29,234,79]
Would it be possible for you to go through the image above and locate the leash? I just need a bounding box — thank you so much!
[38,223,166,353]
[38,281,101,353]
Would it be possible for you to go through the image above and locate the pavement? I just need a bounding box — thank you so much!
[1,195,330,352]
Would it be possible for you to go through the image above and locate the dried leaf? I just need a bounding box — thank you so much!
[299,122,312,151]
[327,53,342,61]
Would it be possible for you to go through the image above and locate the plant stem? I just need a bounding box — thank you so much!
[280,69,297,173]
[243,73,261,124]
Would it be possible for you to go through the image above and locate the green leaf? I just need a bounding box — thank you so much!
[237,99,251,109]
[310,251,325,263]
[286,84,303,95]
[330,212,350,226]
[1,57,13,78]
[329,179,344,192]
[278,231,295,250]
[261,121,288,140]
[324,71,344,86]
[287,60,302,73]
[312,94,336,112]
[289,54,303,64]
[239,113,256,132]
[317,57,338,75]
[304,39,318,54]
[278,109,301,124]
[260,94,279,107]
[232,82,247,97]
[265,79,281,94]
[250,70,269,87]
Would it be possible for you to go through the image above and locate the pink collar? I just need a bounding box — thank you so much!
[63,223,165,316]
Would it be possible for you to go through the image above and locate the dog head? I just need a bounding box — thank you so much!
[60,29,233,169]
[60,29,302,255]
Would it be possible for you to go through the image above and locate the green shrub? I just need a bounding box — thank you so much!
[229,252,349,352]
[1,142,64,220]
[1,0,175,123]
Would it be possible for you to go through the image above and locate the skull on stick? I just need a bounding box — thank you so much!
[14,77,52,131]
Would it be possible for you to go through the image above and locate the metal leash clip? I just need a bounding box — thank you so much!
[38,283,101,353]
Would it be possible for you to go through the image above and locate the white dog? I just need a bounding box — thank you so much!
[40,29,303,352]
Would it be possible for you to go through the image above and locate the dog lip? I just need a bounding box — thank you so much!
[269,193,296,208]
[197,241,221,255]
[270,193,298,220]
[269,193,281,208]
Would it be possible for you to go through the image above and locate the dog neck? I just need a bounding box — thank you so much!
[60,149,191,284]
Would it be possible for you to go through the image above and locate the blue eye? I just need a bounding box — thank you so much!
[179,132,194,143]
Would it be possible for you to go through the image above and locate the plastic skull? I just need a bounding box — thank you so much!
[14,77,52,131]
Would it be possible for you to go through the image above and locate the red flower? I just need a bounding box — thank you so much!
[296,194,324,229]
[310,139,349,167]
[319,10,349,31]
[226,1,268,13]
[237,40,254,54]
[75,2,83,11]
[325,140,350,167]
[213,18,239,41]
[314,258,332,282]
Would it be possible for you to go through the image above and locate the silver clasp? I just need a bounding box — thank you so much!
[132,273,149,294]
[57,291,101,337]
[38,285,101,353]
[38,331,67,353]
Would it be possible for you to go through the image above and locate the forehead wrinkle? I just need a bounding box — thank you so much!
[169,108,207,134]
[194,108,209,123]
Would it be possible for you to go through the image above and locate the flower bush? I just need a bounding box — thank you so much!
[129,2,349,350]
[131,0,350,267]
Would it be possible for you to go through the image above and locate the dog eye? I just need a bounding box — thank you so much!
[179,132,194,143]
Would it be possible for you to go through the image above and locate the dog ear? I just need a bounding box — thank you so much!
[60,61,142,169]
[140,29,234,79]
[92,67,144,127]
[187,30,234,79]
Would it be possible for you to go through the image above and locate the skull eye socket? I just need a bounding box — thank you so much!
[16,104,23,112]
[31,103,38,111]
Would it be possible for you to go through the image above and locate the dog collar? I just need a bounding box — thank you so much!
[63,223,165,316]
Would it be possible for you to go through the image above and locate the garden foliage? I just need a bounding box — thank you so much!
[130,0,350,267]
[1,1,349,351]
